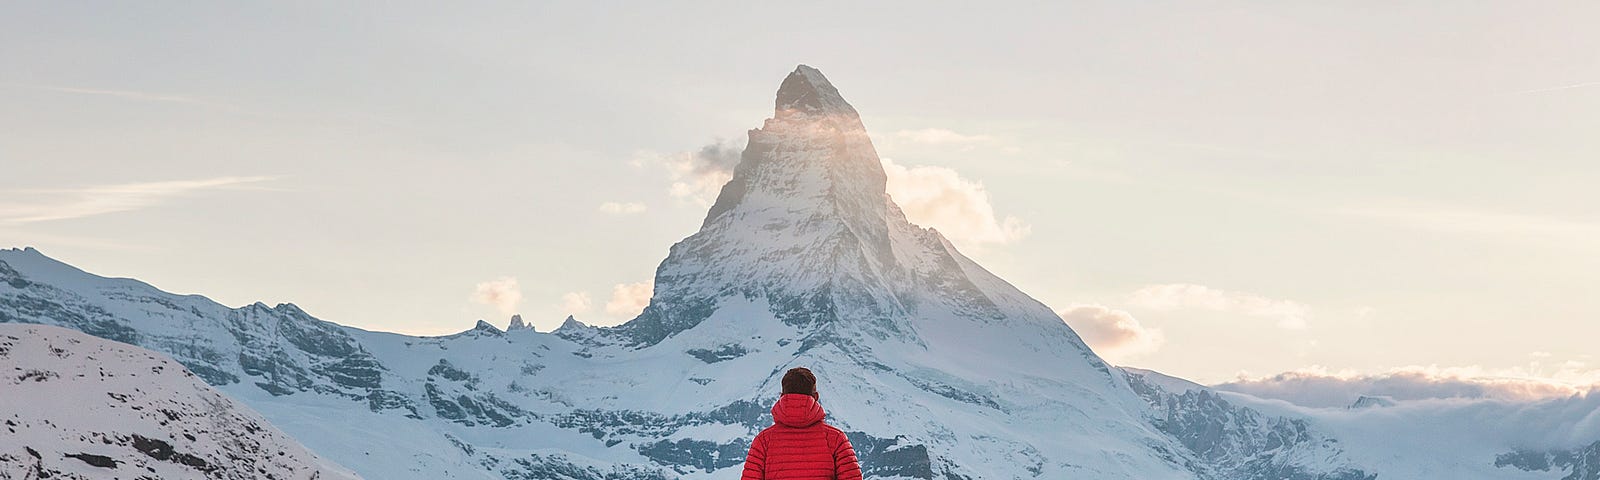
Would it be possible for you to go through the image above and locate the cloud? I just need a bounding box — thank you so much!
[2,83,239,110]
[640,139,1030,249]
[1057,304,1164,364]
[1512,81,1600,95]
[598,202,647,215]
[604,281,653,319]
[470,277,523,316]
[559,291,592,314]
[871,128,1000,157]
[882,157,1030,247]
[0,176,277,225]
[1334,204,1600,248]
[1126,283,1311,329]
[1215,362,1600,408]
[633,140,742,206]
[891,128,993,145]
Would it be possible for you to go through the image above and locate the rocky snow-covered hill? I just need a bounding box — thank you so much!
[0,323,358,479]
[2,65,1594,479]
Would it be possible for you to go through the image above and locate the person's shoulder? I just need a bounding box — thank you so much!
[754,424,782,439]
[818,422,850,442]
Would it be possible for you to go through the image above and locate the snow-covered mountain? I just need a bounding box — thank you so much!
[1,65,1594,479]
[0,323,358,479]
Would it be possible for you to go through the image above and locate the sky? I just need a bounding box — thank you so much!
[2,1,1598,388]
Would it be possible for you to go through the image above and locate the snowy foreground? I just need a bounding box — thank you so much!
[2,66,1597,479]
[0,323,358,479]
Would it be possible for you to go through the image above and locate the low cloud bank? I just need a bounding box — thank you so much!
[1215,366,1599,408]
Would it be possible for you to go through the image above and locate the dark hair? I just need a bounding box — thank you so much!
[781,367,817,395]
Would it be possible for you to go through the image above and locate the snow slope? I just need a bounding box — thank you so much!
[1,65,1591,479]
[0,323,358,479]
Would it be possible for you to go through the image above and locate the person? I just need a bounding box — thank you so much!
[740,367,862,480]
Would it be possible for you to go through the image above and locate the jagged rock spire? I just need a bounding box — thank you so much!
[612,64,1095,362]
[702,64,887,228]
[617,65,932,346]
[775,65,860,119]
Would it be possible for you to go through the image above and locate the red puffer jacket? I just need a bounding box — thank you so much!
[740,393,862,480]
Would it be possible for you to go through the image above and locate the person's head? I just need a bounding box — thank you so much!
[782,367,818,399]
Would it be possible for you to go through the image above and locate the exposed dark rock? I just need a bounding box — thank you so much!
[425,381,524,427]
[685,344,748,363]
[1125,371,1376,480]
[130,434,213,472]
[0,260,31,289]
[896,373,1002,412]
[635,438,748,472]
[428,359,475,383]
[65,452,119,468]
[847,432,936,479]
[367,389,420,417]
[1497,441,1600,480]
[501,453,673,480]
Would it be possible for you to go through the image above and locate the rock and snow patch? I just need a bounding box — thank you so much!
[1347,395,1397,409]
[0,323,358,480]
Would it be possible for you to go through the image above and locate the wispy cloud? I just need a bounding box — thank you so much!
[1511,81,1600,95]
[1127,283,1312,329]
[0,176,278,225]
[890,128,993,145]
[598,202,647,215]
[871,128,998,156]
[1335,204,1600,247]
[2,83,240,110]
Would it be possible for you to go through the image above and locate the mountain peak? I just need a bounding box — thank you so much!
[775,64,858,119]
[556,315,588,331]
[617,65,1055,351]
[699,64,884,230]
[472,319,503,335]
[1348,395,1397,409]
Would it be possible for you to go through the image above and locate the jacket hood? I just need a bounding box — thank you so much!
[771,393,825,428]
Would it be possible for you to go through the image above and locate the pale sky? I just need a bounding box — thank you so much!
[3,2,1597,386]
